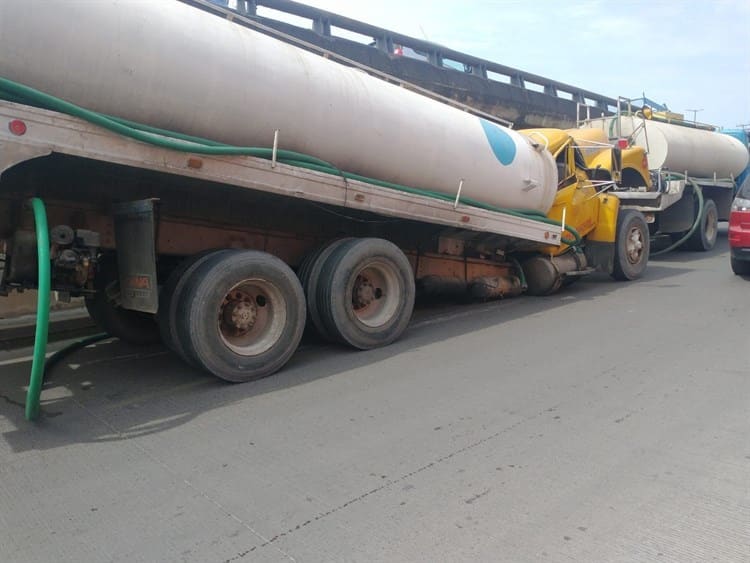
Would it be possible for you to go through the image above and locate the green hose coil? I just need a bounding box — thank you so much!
[651,175,705,256]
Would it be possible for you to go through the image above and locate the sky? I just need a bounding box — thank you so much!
[254,0,750,130]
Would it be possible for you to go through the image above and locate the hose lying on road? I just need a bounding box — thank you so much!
[43,333,111,378]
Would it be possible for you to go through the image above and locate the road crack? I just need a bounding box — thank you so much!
[225,401,565,561]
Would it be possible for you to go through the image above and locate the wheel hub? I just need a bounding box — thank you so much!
[222,294,257,334]
[353,275,384,309]
[705,207,718,242]
[627,227,644,264]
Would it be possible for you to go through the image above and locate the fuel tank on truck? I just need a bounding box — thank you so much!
[583,116,749,179]
[0,0,557,214]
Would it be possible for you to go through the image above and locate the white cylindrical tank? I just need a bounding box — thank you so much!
[584,116,749,178]
[0,0,557,213]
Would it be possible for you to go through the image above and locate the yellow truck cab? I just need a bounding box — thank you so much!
[517,128,651,293]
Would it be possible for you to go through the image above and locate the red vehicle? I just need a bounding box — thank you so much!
[729,177,750,275]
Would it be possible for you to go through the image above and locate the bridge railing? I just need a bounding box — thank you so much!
[229,0,618,113]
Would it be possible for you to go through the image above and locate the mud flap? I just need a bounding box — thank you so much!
[584,240,615,274]
[113,199,158,313]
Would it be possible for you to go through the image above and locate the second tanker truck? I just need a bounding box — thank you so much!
[576,100,749,253]
[0,0,653,413]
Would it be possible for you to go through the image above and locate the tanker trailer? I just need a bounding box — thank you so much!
[580,102,750,252]
[0,0,648,403]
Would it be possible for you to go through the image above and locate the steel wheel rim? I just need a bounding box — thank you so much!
[626,225,645,264]
[218,278,286,357]
[705,206,718,244]
[350,260,400,328]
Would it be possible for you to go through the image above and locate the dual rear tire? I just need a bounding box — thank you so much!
[158,238,414,382]
[161,250,306,382]
[304,238,415,350]
[685,198,718,251]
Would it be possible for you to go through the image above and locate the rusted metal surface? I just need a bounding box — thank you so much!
[408,252,512,281]
[2,196,528,289]
[468,276,524,300]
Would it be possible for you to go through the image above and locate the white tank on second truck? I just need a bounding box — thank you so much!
[579,105,750,253]
[583,115,748,179]
[0,0,557,213]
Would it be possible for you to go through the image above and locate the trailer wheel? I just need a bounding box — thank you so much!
[157,249,233,357]
[315,238,415,349]
[299,238,353,342]
[85,257,160,345]
[612,210,649,281]
[175,250,306,382]
[685,198,718,251]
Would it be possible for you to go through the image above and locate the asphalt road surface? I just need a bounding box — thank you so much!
[1,231,748,563]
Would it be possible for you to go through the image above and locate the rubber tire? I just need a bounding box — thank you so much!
[85,256,160,345]
[315,238,415,349]
[685,198,718,251]
[611,209,649,281]
[175,250,306,382]
[299,238,353,342]
[731,257,750,276]
[157,249,234,356]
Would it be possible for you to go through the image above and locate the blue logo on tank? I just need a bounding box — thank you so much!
[479,118,516,165]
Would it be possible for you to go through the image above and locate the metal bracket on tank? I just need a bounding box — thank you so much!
[113,199,159,314]
[453,179,464,209]
[272,129,279,168]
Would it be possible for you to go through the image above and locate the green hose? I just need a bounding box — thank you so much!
[0,78,331,165]
[25,198,50,421]
[0,77,581,246]
[509,256,527,290]
[651,176,705,256]
[43,333,111,379]
[23,198,109,420]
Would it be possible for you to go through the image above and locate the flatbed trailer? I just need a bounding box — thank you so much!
[0,98,573,417]
[0,0,652,421]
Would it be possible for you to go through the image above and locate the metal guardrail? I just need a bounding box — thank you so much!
[223,0,619,112]
[182,0,516,127]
